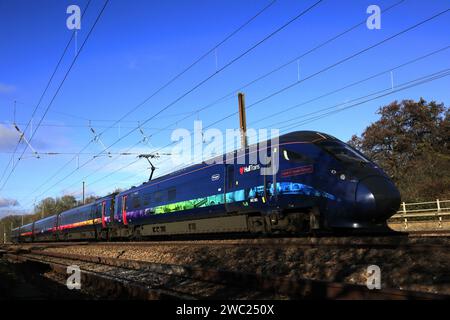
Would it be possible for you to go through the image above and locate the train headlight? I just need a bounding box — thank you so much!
[340,174,346,180]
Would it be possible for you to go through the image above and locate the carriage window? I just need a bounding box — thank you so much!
[154,191,163,203]
[227,166,234,189]
[132,195,140,209]
[282,149,313,163]
[168,188,176,201]
[96,204,102,218]
[142,192,151,206]
[317,141,370,163]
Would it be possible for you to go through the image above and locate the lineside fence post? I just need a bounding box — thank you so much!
[437,199,442,228]
[402,202,407,229]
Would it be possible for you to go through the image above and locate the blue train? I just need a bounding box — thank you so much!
[11,131,401,242]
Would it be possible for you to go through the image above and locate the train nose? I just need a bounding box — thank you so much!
[355,176,401,220]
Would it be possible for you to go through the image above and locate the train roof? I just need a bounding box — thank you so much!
[11,194,117,232]
[34,214,57,223]
[59,201,96,216]
[58,194,115,217]
[278,131,338,143]
[12,222,33,231]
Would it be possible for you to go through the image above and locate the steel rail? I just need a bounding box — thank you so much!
[3,248,449,300]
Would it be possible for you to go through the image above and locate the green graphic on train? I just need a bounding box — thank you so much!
[148,182,335,215]
[152,190,246,214]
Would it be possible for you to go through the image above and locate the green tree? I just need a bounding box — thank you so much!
[33,195,77,218]
[349,98,449,202]
[80,195,98,205]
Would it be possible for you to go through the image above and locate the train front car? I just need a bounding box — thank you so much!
[278,131,401,231]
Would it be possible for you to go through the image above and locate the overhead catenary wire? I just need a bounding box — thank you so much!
[88,0,279,138]
[0,0,110,192]
[18,6,448,209]
[0,151,144,156]
[147,67,450,185]
[0,121,177,131]
[250,44,450,127]
[81,0,324,154]
[54,140,144,195]
[204,8,450,129]
[22,7,449,206]
[66,67,450,200]
[0,0,93,186]
[126,10,450,166]
[125,0,406,148]
[0,105,195,123]
[83,0,322,151]
[21,45,450,207]
[19,0,280,199]
[22,0,324,200]
[278,69,450,131]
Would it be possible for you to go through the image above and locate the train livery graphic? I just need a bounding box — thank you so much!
[11,131,401,242]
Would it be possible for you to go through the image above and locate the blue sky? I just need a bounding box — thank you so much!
[0,0,449,215]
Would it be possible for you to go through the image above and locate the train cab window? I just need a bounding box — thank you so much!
[282,149,313,163]
[168,188,176,201]
[317,141,370,163]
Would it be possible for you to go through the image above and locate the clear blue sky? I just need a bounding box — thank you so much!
[0,0,449,215]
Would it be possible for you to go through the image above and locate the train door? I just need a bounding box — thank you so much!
[90,205,98,240]
[271,147,278,202]
[257,146,278,211]
[95,201,107,240]
[225,163,246,213]
[108,198,115,226]
[122,195,128,225]
[225,164,233,213]
[101,201,107,229]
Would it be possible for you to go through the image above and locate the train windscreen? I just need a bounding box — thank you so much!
[282,149,313,163]
[317,141,370,163]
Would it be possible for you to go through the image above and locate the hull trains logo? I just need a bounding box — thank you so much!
[239,164,261,175]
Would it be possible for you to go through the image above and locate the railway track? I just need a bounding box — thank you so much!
[406,229,450,237]
[1,246,449,300]
[5,233,450,251]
